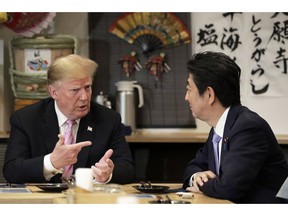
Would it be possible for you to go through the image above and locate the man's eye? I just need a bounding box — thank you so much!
[71,88,80,93]
[85,86,91,90]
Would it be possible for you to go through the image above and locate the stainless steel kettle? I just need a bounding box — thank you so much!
[115,81,144,133]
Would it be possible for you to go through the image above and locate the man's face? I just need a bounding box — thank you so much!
[185,74,207,120]
[49,77,93,120]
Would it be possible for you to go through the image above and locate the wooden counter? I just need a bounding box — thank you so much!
[0,183,233,204]
[126,129,208,143]
[2,129,288,144]
[54,183,233,204]
[0,186,66,204]
[0,132,9,139]
[0,183,232,204]
[275,134,288,145]
[125,129,288,144]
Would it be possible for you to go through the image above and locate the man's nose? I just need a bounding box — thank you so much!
[79,89,89,100]
[184,91,189,101]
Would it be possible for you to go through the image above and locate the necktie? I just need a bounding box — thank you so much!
[62,119,76,178]
[212,131,221,175]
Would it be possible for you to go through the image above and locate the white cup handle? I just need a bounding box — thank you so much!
[133,84,144,108]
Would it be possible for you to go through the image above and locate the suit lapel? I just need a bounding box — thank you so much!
[42,100,59,153]
[41,99,95,173]
[221,105,242,159]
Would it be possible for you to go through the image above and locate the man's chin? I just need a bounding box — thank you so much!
[76,109,89,118]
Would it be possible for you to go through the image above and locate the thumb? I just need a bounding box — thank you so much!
[100,149,113,163]
[56,134,65,146]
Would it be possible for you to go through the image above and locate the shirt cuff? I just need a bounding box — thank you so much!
[43,154,63,180]
[93,173,113,184]
[189,175,193,187]
[189,173,200,186]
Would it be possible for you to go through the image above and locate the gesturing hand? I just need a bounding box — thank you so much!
[91,149,114,183]
[50,134,92,169]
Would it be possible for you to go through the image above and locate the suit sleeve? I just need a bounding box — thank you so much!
[200,119,272,201]
[108,112,135,184]
[3,112,47,183]
[183,129,213,189]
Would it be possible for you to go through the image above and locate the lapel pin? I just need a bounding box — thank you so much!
[87,126,93,132]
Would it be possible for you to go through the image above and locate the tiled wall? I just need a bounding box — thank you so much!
[88,13,196,128]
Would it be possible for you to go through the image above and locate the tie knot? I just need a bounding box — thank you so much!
[213,132,221,143]
[66,119,76,128]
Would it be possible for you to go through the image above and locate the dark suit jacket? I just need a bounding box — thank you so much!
[4,97,135,184]
[183,105,288,203]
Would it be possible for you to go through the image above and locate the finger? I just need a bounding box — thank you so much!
[206,171,217,178]
[73,141,92,149]
[106,159,114,168]
[95,160,114,172]
[92,165,109,178]
[195,175,204,186]
[91,166,109,183]
[201,175,208,182]
[100,149,113,163]
[91,165,102,176]
[94,162,108,169]
[193,178,200,190]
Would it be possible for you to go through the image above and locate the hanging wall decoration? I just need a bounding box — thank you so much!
[109,12,191,55]
[145,52,170,87]
[119,51,142,77]
[1,12,55,37]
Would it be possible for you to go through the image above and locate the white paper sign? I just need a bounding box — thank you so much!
[192,12,288,97]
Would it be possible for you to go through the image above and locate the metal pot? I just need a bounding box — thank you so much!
[115,81,144,133]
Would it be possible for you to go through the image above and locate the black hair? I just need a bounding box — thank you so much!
[186,51,241,107]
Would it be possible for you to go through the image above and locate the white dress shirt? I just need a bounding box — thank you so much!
[43,101,79,180]
[43,101,112,183]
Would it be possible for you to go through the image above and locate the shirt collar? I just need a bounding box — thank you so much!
[54,101,80,127]
[214,107,230,137]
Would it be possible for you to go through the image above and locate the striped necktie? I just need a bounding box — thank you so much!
[62,119,76,178]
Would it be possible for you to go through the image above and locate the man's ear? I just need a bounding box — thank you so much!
[206,86,216,103]
[48,85,57,99]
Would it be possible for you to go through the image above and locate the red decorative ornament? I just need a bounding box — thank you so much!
[119,51,142,77]
[145,52,170,85]
[3,12,56,37]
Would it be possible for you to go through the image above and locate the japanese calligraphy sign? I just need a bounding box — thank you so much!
[192,12,288,97]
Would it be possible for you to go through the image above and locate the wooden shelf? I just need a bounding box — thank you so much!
[126,129,288,145]
[2,129,288,145]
